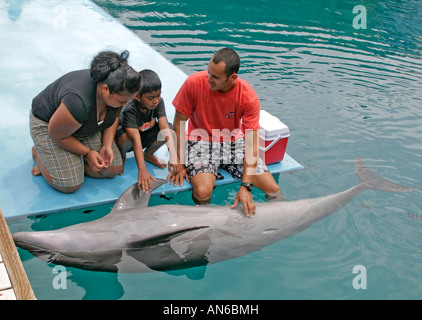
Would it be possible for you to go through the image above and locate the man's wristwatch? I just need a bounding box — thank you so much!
[240,182,253,192]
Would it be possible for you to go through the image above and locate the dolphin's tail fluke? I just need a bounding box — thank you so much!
[354,157,417,193]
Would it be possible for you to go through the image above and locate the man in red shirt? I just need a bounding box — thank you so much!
[168,48,282,216]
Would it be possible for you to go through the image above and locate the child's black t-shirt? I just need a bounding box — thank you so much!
[120,98,166,133]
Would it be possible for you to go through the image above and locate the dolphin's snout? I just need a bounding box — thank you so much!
[13,232,42,251]
[13,232,30,247]
[13,231,64,254]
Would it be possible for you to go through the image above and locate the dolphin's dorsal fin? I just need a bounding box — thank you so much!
[111,179,167,213]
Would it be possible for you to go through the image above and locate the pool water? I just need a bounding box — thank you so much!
[9,0,422,299]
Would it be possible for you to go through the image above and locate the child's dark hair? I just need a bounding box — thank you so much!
[90,50,140,94]
[139,69,162,95]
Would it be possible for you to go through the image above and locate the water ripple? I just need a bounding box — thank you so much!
[89,0,422,299]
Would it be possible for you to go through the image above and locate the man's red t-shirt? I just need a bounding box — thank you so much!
[173,70,260,142]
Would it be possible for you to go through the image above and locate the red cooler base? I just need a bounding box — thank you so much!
[259,137,289,165]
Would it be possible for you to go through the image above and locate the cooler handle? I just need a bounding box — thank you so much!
[259,134,282,152]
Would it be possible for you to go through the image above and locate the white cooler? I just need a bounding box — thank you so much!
[259,110,290,165]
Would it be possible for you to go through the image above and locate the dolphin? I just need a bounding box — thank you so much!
[13,158,416,274]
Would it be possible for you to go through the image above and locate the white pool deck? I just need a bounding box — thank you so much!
[0,254,16,300]
[0,252,16,300]
[0,210,35,300]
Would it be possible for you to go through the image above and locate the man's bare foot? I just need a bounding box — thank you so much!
[32,165,41,176]
[144,153,166,169]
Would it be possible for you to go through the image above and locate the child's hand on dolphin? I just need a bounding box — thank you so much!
[138,169,156,193]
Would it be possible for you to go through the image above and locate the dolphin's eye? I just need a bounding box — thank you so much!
[83,261,94,267]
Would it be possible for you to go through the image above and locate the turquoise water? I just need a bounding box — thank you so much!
[9,0,422,299]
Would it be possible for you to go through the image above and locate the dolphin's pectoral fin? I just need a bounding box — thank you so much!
[127,226,210,249]
[126,226,211,272]
[111,179,167,213]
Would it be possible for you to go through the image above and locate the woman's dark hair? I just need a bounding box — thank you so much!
[90,50,140,94]
[139,69,162,96]
[212,48,241,78]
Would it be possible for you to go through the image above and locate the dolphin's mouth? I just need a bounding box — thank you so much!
[14,238,53,257]
[14,238,97,269]
[13,232,60,261]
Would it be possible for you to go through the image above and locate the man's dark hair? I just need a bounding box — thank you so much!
[212,48,241,77]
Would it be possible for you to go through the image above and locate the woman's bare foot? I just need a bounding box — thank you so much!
[31,165,41,176]
[120,156,126,175]
[144,152,166,169]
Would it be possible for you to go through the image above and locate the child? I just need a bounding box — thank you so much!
[116,69,175,192]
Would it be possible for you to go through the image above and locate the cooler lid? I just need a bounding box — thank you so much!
[259,110,290,139]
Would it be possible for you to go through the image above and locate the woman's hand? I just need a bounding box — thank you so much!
[99,145,114,168]
[86,149,106,172]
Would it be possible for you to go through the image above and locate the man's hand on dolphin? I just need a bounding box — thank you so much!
[231,187,256,216]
